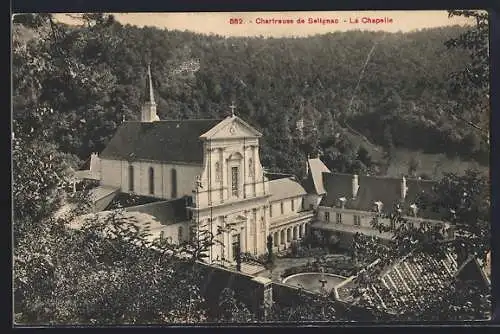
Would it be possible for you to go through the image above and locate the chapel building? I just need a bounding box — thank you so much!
[88,65,315,265]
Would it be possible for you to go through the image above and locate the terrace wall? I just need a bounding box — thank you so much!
[194,262,271,319]
[272,282,377,321]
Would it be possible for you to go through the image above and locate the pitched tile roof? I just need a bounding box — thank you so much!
[124,196,192,225]
[336,244,461,314]
[305,158,331,195]
[100,119,223,164]
[268,177,307,202]
[89,185,120,202]
[105,192,164,210]
[71,210,171,243]
[320,173,441,220]
[264,172,296,181]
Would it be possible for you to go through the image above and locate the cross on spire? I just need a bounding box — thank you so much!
[229,101,236,117]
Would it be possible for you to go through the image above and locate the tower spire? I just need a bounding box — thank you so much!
[141,62,159,122]
[146,62,155,104]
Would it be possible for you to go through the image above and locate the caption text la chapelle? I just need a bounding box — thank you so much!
[228,17,394,25]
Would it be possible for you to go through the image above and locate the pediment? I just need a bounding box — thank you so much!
[200,116,262,140]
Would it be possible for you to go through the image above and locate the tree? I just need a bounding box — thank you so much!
[445,10,489,142]
[13,14,52,28]
[357,146,372,167]
[383,126,394,153]
[407,156,420,177]
[12,17,218,325]
[217,288,256,322]
[418,169,490,264]
[266,289,339,322]
[13,125,211,324]
[266,234,274,265]
[319,110,335,141]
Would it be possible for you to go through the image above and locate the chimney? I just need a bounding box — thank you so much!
[409,203,418,217]
[141,63,160,122]
[352,174,359,199]
[339,197,346,209]
[401,176,408,200]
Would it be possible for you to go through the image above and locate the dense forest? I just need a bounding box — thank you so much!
[12,14,489,179]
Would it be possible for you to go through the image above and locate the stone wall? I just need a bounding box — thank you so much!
[271,282,377,321]
[194,262,271,318]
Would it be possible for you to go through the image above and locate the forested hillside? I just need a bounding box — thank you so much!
[12,14,489,179]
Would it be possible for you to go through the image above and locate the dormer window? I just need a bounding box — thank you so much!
[373,201,383,213]
[338,197,346,209]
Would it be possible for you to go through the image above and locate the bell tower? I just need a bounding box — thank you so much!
[141,63,160,122]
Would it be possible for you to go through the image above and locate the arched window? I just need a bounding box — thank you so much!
[215,162,221,182]
[178,226,183,243]
[171,168,177,198]
[148,167,154,195]
[128,165,134,192]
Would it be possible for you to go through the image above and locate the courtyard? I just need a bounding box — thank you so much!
[257,253,353,283]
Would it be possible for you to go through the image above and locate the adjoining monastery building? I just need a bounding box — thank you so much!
[77,65,453,267]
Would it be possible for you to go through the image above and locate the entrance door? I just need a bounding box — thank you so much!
[232,234,241,261]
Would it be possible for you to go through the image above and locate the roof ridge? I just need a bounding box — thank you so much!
[327,172,437,183]
[124,118,224,123]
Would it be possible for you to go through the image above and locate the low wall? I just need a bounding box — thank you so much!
[193,262,271,318]
[272,281,377,321]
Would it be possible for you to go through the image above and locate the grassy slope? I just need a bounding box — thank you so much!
[341,122,489,178]
[386,149,489,178]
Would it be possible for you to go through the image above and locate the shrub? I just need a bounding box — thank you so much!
[240,252,267,265]
[282,245,330,259]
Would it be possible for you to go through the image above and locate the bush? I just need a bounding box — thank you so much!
[281,244,330,259]
[240,252,267,265]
